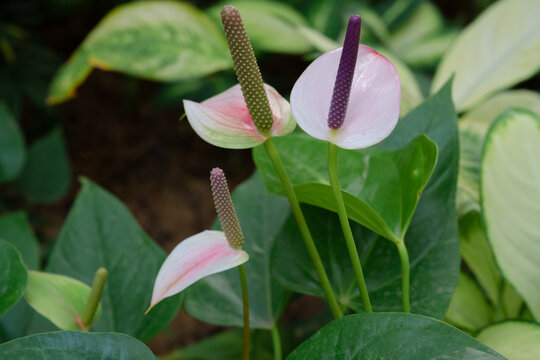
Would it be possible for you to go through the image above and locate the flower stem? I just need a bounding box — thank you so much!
[238,264,250,360]
[327,143,372,313]
[271,324,282,360]
[396,241,410,313]
[81,267,108,328]
[263,138,342,319]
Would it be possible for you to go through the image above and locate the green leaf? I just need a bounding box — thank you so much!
[477,321,540,360]
[271,81,460,317]
[15,128,70,203]
[47,1,231,104]
[207,0,312,54]
[432,0,540,111]
[0,331,155,359]
[254,134,437,243]
[0,240,27,317]
[0,212,39,270]
[399,30,459,69]
[458,211,500,305]
[445,272,493,332]
[0,103,25,183]
[458,90,540,215]
[184,172,289,329]
[287,313,503,359]
[481,108,540,321]
[46,178,181,340]
[24,271,101,331]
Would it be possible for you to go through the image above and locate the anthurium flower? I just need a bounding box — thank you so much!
[290,15,401,150]
[147,168,248,312]
[183,83,294,149]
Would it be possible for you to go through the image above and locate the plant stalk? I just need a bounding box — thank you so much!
[396,241,411,313]
[271,324,282,360]
[327,143,372,313]
[238,264,250,360]
[263,138,342,319]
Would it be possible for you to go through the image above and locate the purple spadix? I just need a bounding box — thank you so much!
[327,15,362,130]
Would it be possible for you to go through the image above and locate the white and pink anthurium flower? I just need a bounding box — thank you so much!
[147,168,249,313]
[183,84,295,149]
[290,39,401,150]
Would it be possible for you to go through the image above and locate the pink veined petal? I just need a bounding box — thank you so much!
[290,45,401,150]
[148,230,249,311]
[184,84,294,149]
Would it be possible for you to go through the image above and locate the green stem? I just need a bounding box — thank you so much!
[81,267,108,328]
[238,264,250,360]
[396,241,410,313]
[328,143,372,313]
[263,138,342,319]
[271,325,282,360]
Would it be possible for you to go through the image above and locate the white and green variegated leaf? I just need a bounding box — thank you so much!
[481,108,540,321]
[48,1,231,104]
[432,0,540,112]
[458,90,540,215]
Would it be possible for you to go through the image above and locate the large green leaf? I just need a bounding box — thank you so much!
[271,81,460,317]
[458,90,540,215]
[432,0,540,111]
[0,331,155,359]
[207,0,313,54]
[0,240,27,317]
[254,134,437,243]
[46,178,181,340]
[477,321,540,360]
[184,172,289,329]
[287,313,503,359]
[0,103,25,183]
[481,108,540,321]
[15,128,70,203]
[0,212,39,270]
[47,1,231,104]
[445,272,493,332]
[24,271,101,331]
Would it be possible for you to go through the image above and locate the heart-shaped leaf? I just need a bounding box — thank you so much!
[45,178,181,340]
[184,172,290,329]
[47,1,231,104]
[481,108,540,321]
[0,331,155,359]
[254,134,437,243]
[0,240,27,317]
[287,313,503,359]
[271,81,459,317]
[0,103,25,184]
[24,271,101,331]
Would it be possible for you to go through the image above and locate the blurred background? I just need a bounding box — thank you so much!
[1,0,538,354]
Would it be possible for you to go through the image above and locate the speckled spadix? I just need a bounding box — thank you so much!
[291,15,401,149]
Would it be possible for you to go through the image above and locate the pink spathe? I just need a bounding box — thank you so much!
[148,230,249,311]
[291,45,401,149]
[184,84,294,149]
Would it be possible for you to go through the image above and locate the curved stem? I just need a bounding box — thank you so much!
[81,267,108,328]
[271,325,282,360]
[238,264,250,360]
[328,143,372,313]
[263,138,342,319]
[396,241,410,313]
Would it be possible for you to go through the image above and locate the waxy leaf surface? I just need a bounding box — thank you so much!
[0,240,27,317]
[287,313,503,359]
[46,178,180,340]
[0,331,155,360]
